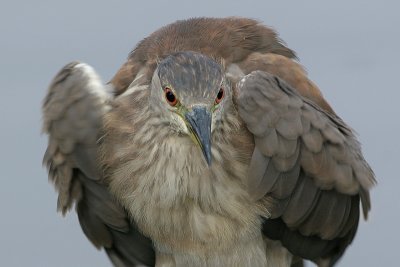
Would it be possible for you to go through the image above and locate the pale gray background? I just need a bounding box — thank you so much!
[0,0,398,266]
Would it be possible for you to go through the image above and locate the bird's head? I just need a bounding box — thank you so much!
[150,51,230,166]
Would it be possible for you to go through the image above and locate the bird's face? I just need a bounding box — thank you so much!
[150,51,229,165]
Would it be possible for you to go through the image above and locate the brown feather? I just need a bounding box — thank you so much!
[237,53,334,114]
[110,17,296,94]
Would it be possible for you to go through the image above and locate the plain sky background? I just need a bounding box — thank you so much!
[1,0,398,266]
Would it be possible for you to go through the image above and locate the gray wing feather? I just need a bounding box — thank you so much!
[238,71,375,202]
[237,71,375,264]
[42,62,155,266]
[43,62,108,186]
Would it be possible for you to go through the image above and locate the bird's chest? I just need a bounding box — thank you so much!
[119,139,265,254]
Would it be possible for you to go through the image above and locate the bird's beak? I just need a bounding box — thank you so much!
[185,106,212,166]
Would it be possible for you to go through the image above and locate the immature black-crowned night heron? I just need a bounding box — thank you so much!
[42,17,375,267]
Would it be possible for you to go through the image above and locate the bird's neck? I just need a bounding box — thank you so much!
[103,90,268,256]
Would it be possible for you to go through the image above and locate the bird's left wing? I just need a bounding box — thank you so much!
[236,71,375,266]
[42,62,155,266]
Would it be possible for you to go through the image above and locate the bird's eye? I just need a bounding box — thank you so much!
[215,87,224,104]
[164,87,178,106]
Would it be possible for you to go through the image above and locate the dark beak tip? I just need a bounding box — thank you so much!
[204,149,212,166]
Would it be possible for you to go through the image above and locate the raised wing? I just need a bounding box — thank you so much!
[42,62,155,266]
[237,71,375,266]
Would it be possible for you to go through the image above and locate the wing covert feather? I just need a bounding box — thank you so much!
[42,62,155,266]
[237,71,375,264]
[237,71,375,197]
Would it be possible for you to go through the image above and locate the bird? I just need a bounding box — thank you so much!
[42,17,375,267]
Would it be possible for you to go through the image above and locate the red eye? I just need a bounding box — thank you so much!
[164,87,178,106]
[215,87,224,104]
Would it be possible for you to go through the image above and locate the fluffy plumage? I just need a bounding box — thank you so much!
[42,17,375,267]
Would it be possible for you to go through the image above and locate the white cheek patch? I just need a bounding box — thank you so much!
[171,113,189,134]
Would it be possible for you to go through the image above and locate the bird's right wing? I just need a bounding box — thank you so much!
[236,71,375,266]
[42,62,155,266]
